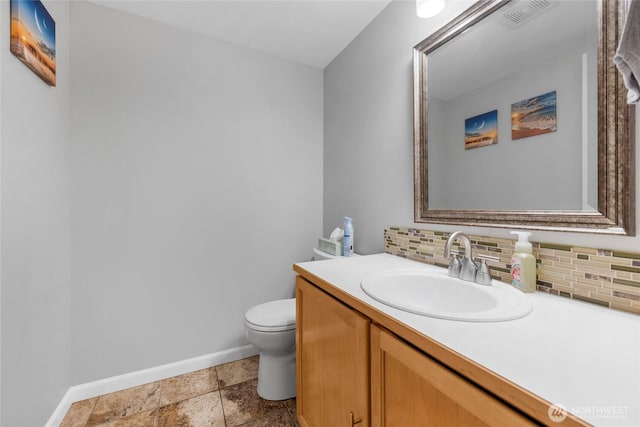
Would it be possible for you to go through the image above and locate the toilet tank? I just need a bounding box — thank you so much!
[312,247,359,261]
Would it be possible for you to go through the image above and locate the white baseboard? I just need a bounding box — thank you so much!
[45,344,258,427]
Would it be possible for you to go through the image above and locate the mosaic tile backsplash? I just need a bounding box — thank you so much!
[385,227,640,315]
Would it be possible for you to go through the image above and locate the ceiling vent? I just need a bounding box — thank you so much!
[497,0,558,28]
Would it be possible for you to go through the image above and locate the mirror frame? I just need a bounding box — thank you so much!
[413,0,635,235]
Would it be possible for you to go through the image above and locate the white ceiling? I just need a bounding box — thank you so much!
[88,0,393,69]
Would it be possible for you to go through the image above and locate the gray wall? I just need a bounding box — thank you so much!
[0,1,72,425]
[431,45,590,210]
[323,0,469,255]
[69,2,323,384]
[324,0,640,254]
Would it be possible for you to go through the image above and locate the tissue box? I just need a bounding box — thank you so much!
[318,238,342,256]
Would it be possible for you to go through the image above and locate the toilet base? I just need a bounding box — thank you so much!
[257,351,296,400]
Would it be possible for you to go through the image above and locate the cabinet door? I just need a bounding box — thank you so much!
[370,326,539,427]
[296,277,370,427]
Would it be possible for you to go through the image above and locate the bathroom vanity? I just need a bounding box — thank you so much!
[294,254,640,427]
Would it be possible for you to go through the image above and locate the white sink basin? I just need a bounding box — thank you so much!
[360,269,532,322]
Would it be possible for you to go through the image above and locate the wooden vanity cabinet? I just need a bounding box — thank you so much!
[370,325,539,427]
[296,276,370,427]
[295,269,588,427]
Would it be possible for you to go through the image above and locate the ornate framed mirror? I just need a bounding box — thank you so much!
[413,0,635,235]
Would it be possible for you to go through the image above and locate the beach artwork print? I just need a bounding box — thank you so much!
[511,91,557,140]
[464,110,498,149]
[10,0,56,86]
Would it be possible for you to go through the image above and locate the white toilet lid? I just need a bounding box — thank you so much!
[245,298,296,332]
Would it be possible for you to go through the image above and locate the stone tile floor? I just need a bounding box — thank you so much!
[59,356,299,427]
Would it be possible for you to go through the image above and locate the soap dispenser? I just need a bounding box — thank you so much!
[510,231,536,293]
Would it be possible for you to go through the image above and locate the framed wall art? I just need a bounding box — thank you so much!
[511,91,557,140]
[10,0,56,86]
[464,110,498,149]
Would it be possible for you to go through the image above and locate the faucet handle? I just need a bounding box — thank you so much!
[474,254,499,285]
[447,250,462,278]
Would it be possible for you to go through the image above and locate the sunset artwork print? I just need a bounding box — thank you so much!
[511,91,557,140]
[464,110,498,149]
[10,0,56,86]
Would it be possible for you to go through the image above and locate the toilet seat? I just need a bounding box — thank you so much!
[245,298,296,332]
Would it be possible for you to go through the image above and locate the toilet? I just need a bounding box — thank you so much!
[244,248,357,400]
[244,298,296,400]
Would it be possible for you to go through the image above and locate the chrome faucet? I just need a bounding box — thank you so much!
[443,231,477,282]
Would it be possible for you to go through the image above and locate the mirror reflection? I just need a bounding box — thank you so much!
[427,0,598,211]
[414,0,635,235]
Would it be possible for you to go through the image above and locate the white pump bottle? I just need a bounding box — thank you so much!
[342,217,354,257]
[510,231,536,293]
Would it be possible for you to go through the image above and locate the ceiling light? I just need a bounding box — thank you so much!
[416,0,447,18]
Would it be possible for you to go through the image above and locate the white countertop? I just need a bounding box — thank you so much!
[295,253,640,427]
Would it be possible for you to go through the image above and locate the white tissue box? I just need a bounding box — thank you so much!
[318,238,342,256]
